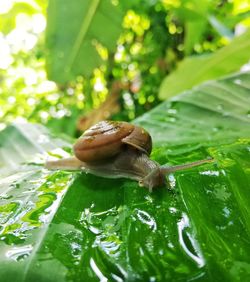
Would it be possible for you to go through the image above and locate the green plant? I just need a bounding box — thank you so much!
[0,72,250,281]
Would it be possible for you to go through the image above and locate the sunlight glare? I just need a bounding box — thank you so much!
[0,0,13,14]
[94,78,105,92]
[32,14,46,34]
[37,81,57,94]
[16,13,32,29]
[23,68,38,85]
[7,29,37,52]
[5,12,41,53]
[0,34,13,69]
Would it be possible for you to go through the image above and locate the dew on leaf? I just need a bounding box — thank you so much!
[5,244,33,261]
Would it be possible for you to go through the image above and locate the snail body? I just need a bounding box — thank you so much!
[46,120,213,191]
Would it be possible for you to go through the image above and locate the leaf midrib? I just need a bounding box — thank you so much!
[66,0,101,72]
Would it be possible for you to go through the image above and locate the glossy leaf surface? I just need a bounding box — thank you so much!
[0,72,250,281]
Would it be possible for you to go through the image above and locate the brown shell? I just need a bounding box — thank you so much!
[122,125,152,155]
[73,120,152,163]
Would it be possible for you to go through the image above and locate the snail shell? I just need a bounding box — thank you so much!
[73,121,152,163]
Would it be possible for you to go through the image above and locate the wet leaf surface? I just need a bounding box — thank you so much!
[0,72,250,281]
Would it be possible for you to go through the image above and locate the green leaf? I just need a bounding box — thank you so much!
[184,19,207,55]
[172,0,210,55]
[1,72,250,281]
[46,0,125,84]
[159,28,250,99]
[208,15,234,39]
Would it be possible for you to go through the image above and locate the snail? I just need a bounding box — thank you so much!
[45,120,213,192]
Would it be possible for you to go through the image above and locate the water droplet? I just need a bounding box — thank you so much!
[6,244,33,261]
[222,112,229,117]
[168,242,174,248]
[90,258,108,282]
[0,194,12,200]
[216,104,224,111]
[10,182,20,189]
[212,125,223,132]
[169,207,177,214]
[167,109,177,115]
[144,195,153,203]
[135,209,157,231]
[221,169,226,176]
[234,79,242,85]
[37,134,49,144]
[177,213,205,267]
[89,226,101,235]
[223,207,230,218]
[168,174,176,189]
[93,233,121,256]
[200,170,219,176]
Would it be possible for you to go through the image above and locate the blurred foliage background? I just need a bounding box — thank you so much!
[0,0,250,137]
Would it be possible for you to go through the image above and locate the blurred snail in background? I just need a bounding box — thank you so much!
[45,121,213,192]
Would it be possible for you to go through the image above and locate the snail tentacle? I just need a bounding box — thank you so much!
[160,158,214,174]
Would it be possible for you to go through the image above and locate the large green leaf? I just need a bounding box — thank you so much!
[0,72,250,281]
[46,0,125,84]
[159,29,250,99]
